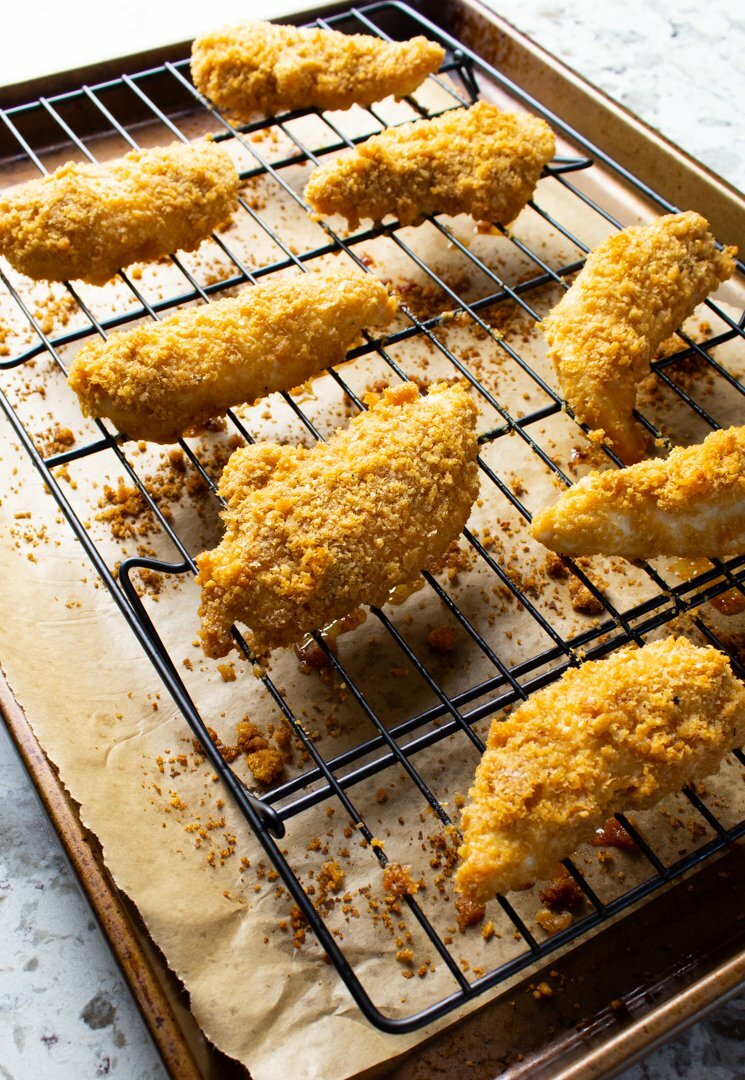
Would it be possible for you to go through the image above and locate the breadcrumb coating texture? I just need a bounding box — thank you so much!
[303,101,555,228]
[0,140,239,285]
[191,20,444,117]
[68,272,396,443]
[543,211,736,463]
[531,425,745,559]
[196,382,479,655]
[456,637,745,902]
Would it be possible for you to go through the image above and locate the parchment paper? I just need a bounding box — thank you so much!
[2,76,745,1080]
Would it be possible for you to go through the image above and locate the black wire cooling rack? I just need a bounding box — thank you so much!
[1,0,745,1034]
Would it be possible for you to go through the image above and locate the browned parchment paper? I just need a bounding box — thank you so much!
[2,74,745,1080]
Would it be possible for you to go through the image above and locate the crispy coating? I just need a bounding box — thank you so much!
[0,141,239,285]
[544,211,736,463]
[456,637,745,902]
[530,425,745,559]
[196,382,479,656]
[68,272,396,444]
[303,101,555,228]
[190,20,444,118]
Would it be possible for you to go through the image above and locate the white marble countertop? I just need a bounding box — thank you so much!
[1,1,744,1078]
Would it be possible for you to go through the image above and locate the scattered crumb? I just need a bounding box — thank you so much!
[538,872,585,912]
[426,625,457,653]
[382,863,421,897]
[590,818,637,850]
[318,860,345,896]
[535,908,573,933]
[568,575,604,615]
[455,895,486,932]
[246,747,285,785]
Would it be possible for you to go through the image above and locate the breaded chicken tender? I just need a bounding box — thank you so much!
[68,272,396,444]
[0,141,239,285]
[530,425,745,559]
[303,101,555,229]
[456,637,745,902]
[196,382,479,656]
[191,20,444,118]
[544,211,736,463]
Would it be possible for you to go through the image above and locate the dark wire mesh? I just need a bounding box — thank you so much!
[1,0,744,1033]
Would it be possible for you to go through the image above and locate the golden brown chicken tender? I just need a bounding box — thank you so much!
[456,637,745,902]
[190,20,444,118]
[530,425,745,559]
[0,140,239,285]
[303,101,555,229]
[196,381,479,656]
[543,211,736,463]
[68,272,396,444]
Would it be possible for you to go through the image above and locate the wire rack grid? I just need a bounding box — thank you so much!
[1,0,744,1034]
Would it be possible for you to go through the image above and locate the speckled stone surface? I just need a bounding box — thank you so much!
[1,2,744,1078]
[0,723,167,1079]
[492,0,745,195]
